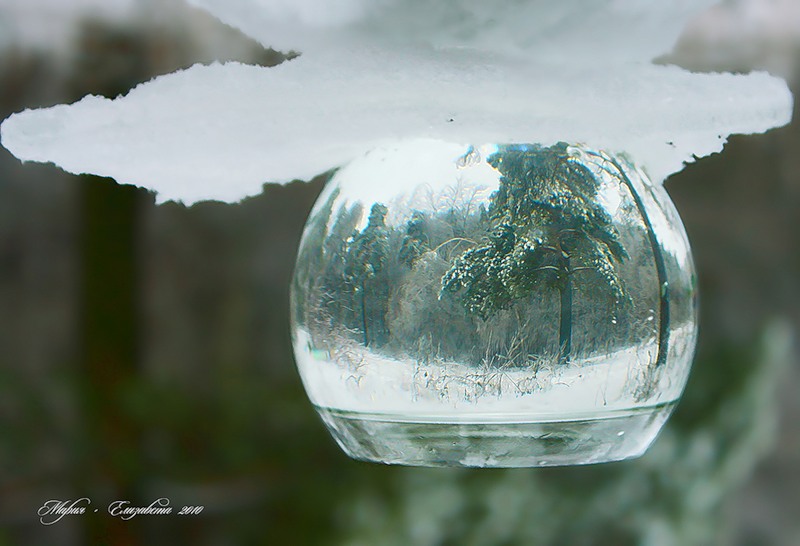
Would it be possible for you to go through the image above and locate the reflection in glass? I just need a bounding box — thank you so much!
[291,140,697,467]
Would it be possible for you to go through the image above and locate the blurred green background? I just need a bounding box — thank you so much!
[0,1,798,545]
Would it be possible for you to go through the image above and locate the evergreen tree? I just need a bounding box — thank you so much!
[321,202,363,329]
[399,211,428,267]
[442,143,628,365]
[345,203,390,346]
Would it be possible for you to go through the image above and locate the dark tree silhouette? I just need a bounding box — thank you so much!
[399,210,428,268]
[442,143,628,365]
[320,201,363,328]
[345,203,390,346]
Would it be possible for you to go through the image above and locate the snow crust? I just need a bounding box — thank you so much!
[0,1,795,203]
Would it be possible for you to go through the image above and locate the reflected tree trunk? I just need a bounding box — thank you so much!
[360,279,369,347]
[558,255,572,366]
[609,158,670,367]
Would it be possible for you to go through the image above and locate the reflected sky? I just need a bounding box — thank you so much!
[331,139,501,229]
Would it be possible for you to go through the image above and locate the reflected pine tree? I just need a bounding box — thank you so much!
[442,143,629,365]
[344,203,390,346]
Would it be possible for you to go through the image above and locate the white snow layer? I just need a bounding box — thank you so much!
[293,327,694,419]
[184,0,717,63]
[0,1,795,203]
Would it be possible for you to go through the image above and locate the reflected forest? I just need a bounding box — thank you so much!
[293,143,692,376]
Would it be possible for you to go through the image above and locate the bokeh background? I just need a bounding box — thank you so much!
[0,1,798,544]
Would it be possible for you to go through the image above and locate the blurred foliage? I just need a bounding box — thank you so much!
[0,12,798,546]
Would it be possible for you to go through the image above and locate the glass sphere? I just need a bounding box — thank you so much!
[291,140,697,467]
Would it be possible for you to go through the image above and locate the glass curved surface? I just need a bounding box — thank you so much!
[291,140,697,467]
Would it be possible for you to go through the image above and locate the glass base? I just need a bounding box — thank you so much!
[317,403,676,468]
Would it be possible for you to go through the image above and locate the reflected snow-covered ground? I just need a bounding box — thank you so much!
[294,324,694,419]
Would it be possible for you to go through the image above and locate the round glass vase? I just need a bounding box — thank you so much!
[291,140,697,467]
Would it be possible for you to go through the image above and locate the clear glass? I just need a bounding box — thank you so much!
[291,140,697,467]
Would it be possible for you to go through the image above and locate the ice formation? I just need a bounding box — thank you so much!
[0,0,794,203]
